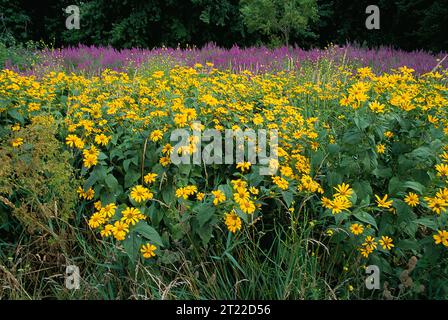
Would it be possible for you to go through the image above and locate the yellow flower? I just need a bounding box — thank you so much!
[176,185,197,200]
[141,243,157,258]
[94,133,111,146]
[11,137,24,147]
[362,236,378,250]
[369,101,385,113]
[94,201,103,211]
[162,144,173,155]
[11,123,21,131]
[379,236,394,250]
[176,187,188,199]
[84,188,95,200]
[236,161,251,173]
[101,203,117,218]
[185,185,198,196]
[152,71,164,78]
[384,131,394,139]
[272,176,289,190]
[441,152,448,163]
[66,135,85,149]
[130,185,153,203]
[150,130,163,142]
[231,179,247,190]
[121,207,143,225]
[111,220,129,241]
[239,199,256,214]
[82,146,99,168]
[249,187,259,195]
[436,188,448,202]
[350,223,364,235]
[233,187,250,205]
[159,156,171,167]
[100,224,114,237]
[212,190,226,205]
[333,183,353,198]
[360,246,374,258]
[66,134,79,147]
[144,173,158,184]
[224,211,242,233]
[433,230,448,247]
[77,187,95,200]
[83,154,98,168]
[330,196,352,214]
[375,194,393,209]
[404,192,420,207]
[196,192,205,201]
[88,212,106,229]
[321,196,333,209]
[435,163,448,177]
[376,143,386,154]
[426,196,448,214]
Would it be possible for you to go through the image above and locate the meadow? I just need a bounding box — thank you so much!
[1,44,448,299]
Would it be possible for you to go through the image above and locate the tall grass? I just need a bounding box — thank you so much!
[1,206,349,299]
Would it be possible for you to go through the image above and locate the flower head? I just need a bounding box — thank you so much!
[375,194,393,209]
[404,192,419,207]
[350,223,364,236]
[379,236,394,250]
[141,243,157,258]
[224,211,242,233]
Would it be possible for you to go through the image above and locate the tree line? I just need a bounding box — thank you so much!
[0,0,446,52]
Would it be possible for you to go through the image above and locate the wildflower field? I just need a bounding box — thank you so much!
[1,46,448,300]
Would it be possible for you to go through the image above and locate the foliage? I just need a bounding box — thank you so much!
[240,0,318,46]
[1,60,448,298]
[0,0,446,51]
[0,112,78,234]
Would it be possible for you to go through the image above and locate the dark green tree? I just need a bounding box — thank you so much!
[240,0,318,47]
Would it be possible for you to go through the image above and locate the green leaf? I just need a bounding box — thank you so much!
[161,185,175,205]
[410,146,434,160]
[327,171,342,187]
[105,174,119,191]
[98,152,108,161]
[196,204,215,227]
[124,169,140,188]
[122,232,141,261]
[372,167,392,178]
[328,144,340,155]
[178,164,191,176]
[311,150,324,169]
[281,191,294,207]
[134,222,164,247]
[388,177,402,195]
[196,223,213,245]
[402,181,425,194]
[397,239,420,251]
[353,180,372,201]
[353,210,378,230]
[342,130,362,145]
[414,217,437,230]
[159,251,181,264]
[7,109,24,123]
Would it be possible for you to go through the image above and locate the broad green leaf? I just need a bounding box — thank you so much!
[196,204,215,227]
[353,210,378,230]
[134,222,164,247]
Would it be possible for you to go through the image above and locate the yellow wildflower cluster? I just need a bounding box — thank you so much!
[2,64,448,264]
[321,183,353,215]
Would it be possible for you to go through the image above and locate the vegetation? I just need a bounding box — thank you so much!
[0,0,447,51]
[0,0,447,301]
[1,59,448,299]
